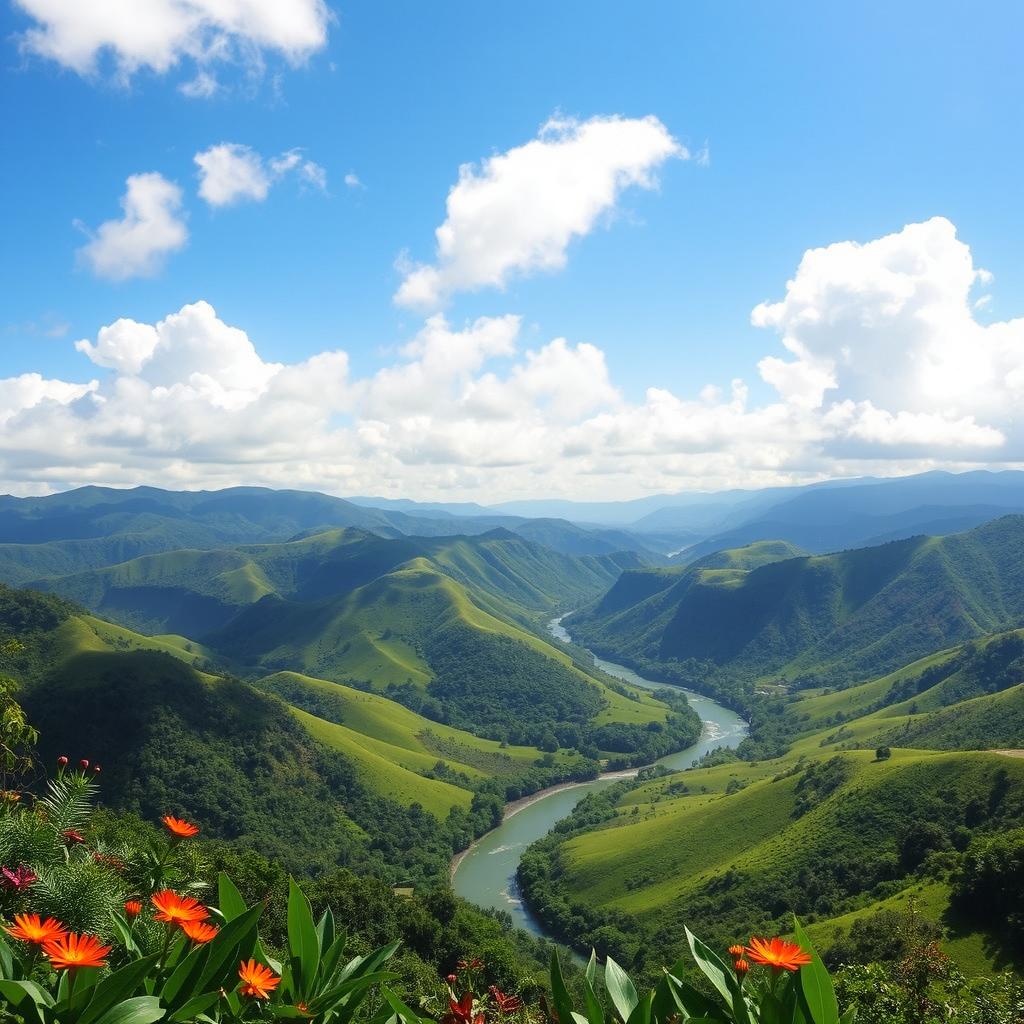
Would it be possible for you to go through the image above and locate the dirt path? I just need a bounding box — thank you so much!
[992,749,1024,758]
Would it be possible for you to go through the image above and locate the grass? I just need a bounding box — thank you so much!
[292,707,474,817]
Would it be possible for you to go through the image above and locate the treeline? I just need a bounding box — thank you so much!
[386,626,702,766]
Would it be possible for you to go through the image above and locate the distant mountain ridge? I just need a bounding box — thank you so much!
[568,516,1024,689]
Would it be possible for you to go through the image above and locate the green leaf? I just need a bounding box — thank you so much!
[0,980,54,1024]
[839,1007,857,1024]
[316,907,335,953]
[79,956,160,1024]
[793,919,839,1024]
[684,929,734,1006]
[381,986,424,1024]
[625,991,651,1024]
[217,872,248,923]
[550,950,576,1024]
[167,991,222,1022]
[581,953,606,1024]
[0,933,16,980]
[162,942,211,1009]
[604,958,638,1024]
[658,972,720,1021]
[195,903,264,994]
[92,995,165,1024]
[287,877,320,999]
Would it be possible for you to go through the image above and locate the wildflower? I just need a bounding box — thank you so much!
[161,815,200,839]
[1,866,37,890]
[445,993,485,1024]
[735,959,750,975]
[4,913,68,945]
[490,987,523,1014]
[295,1003,311,1016]
[447,974,458,984]
[728,944,746,958]
[57,756,68,768]
[151,890,209,925]
[43,932,111,970]
[181,921,219,944]
[457,958,484,971]
[745,937,812,972]
[92,765,101,775]
[238,959,281,999]
[124,900,142,918]
[78,760,89,770]
[62,829,85,845]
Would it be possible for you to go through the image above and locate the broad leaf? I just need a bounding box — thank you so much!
[793,919,839,1024]
[604,958,639,1024]
[217,873,248,923]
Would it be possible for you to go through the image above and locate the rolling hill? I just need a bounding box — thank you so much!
[517,625,1024,977]
[568,516,1024,690]
[0,583,604,882]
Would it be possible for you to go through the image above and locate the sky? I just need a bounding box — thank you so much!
[1,0,1024,501]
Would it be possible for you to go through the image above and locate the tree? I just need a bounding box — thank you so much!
[875,745,892,761]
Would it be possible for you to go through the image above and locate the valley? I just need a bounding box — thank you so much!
[0,478,1022,997]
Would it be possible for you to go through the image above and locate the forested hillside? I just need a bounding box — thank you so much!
[569,517,1024,693]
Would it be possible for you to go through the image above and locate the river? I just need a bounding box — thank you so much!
[450,616,748,937]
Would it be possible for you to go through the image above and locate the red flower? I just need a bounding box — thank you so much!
[181,921,219,944]
[151,890,209,925]
[57,756,68,767]
[5,914,68,945]
[447,974,458,984]
[124,900,142,918]
[445,993,485,1024]
[78,760,89,770]
[43,932,111,970]
[238,959,280,999]
[490,987,523,1015]
[1,866,37,890]
[745,937,812,972]
[161,815,200,838]
[62,830,85,845]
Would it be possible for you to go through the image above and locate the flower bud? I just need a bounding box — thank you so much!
[79,759,89,770]
[735,958,750,975]
[57,756,68,767]
[447,974,457,984]
[93,765,102,774]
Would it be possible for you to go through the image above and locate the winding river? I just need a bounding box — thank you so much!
[450,617,748,937]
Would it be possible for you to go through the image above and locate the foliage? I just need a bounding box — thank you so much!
[950,828,1024,948]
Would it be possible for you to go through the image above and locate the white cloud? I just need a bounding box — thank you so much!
[195,144,270,206]
[395,114,685,310]
[7,218,1024,500]
[195,143,327,207]
[77,173,188,280]
[13,0,330,86]
[344,173,363,189]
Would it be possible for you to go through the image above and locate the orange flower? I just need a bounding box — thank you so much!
[161,815,200,838]
[43,932,111,970]
[151,890,209,925]
[735,959,750,974]
[4,913,68,945]
[745,937,812,972]
[238,959,280,999]
[728,944,746,958]
[124,900,142,918]
[181,920,219,943]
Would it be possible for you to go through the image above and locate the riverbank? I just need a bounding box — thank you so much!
[448,767,640,880]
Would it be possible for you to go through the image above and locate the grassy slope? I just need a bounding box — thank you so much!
[212,560,669,732]
[522,630,1024,974]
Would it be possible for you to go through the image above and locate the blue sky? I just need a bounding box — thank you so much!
[1,1,1023,500]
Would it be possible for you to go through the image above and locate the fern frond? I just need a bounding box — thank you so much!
[38,773,95,835]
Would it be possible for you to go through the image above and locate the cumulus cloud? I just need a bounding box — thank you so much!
[77,173,188,280]
[395,114,685,310]
[6,218,1024,500]
[13,0,330,86]
[195,143,327,206]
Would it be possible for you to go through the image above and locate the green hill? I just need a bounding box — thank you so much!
[0,584,581,883]
[517,626,1024,975]
[568,516,1024,691]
